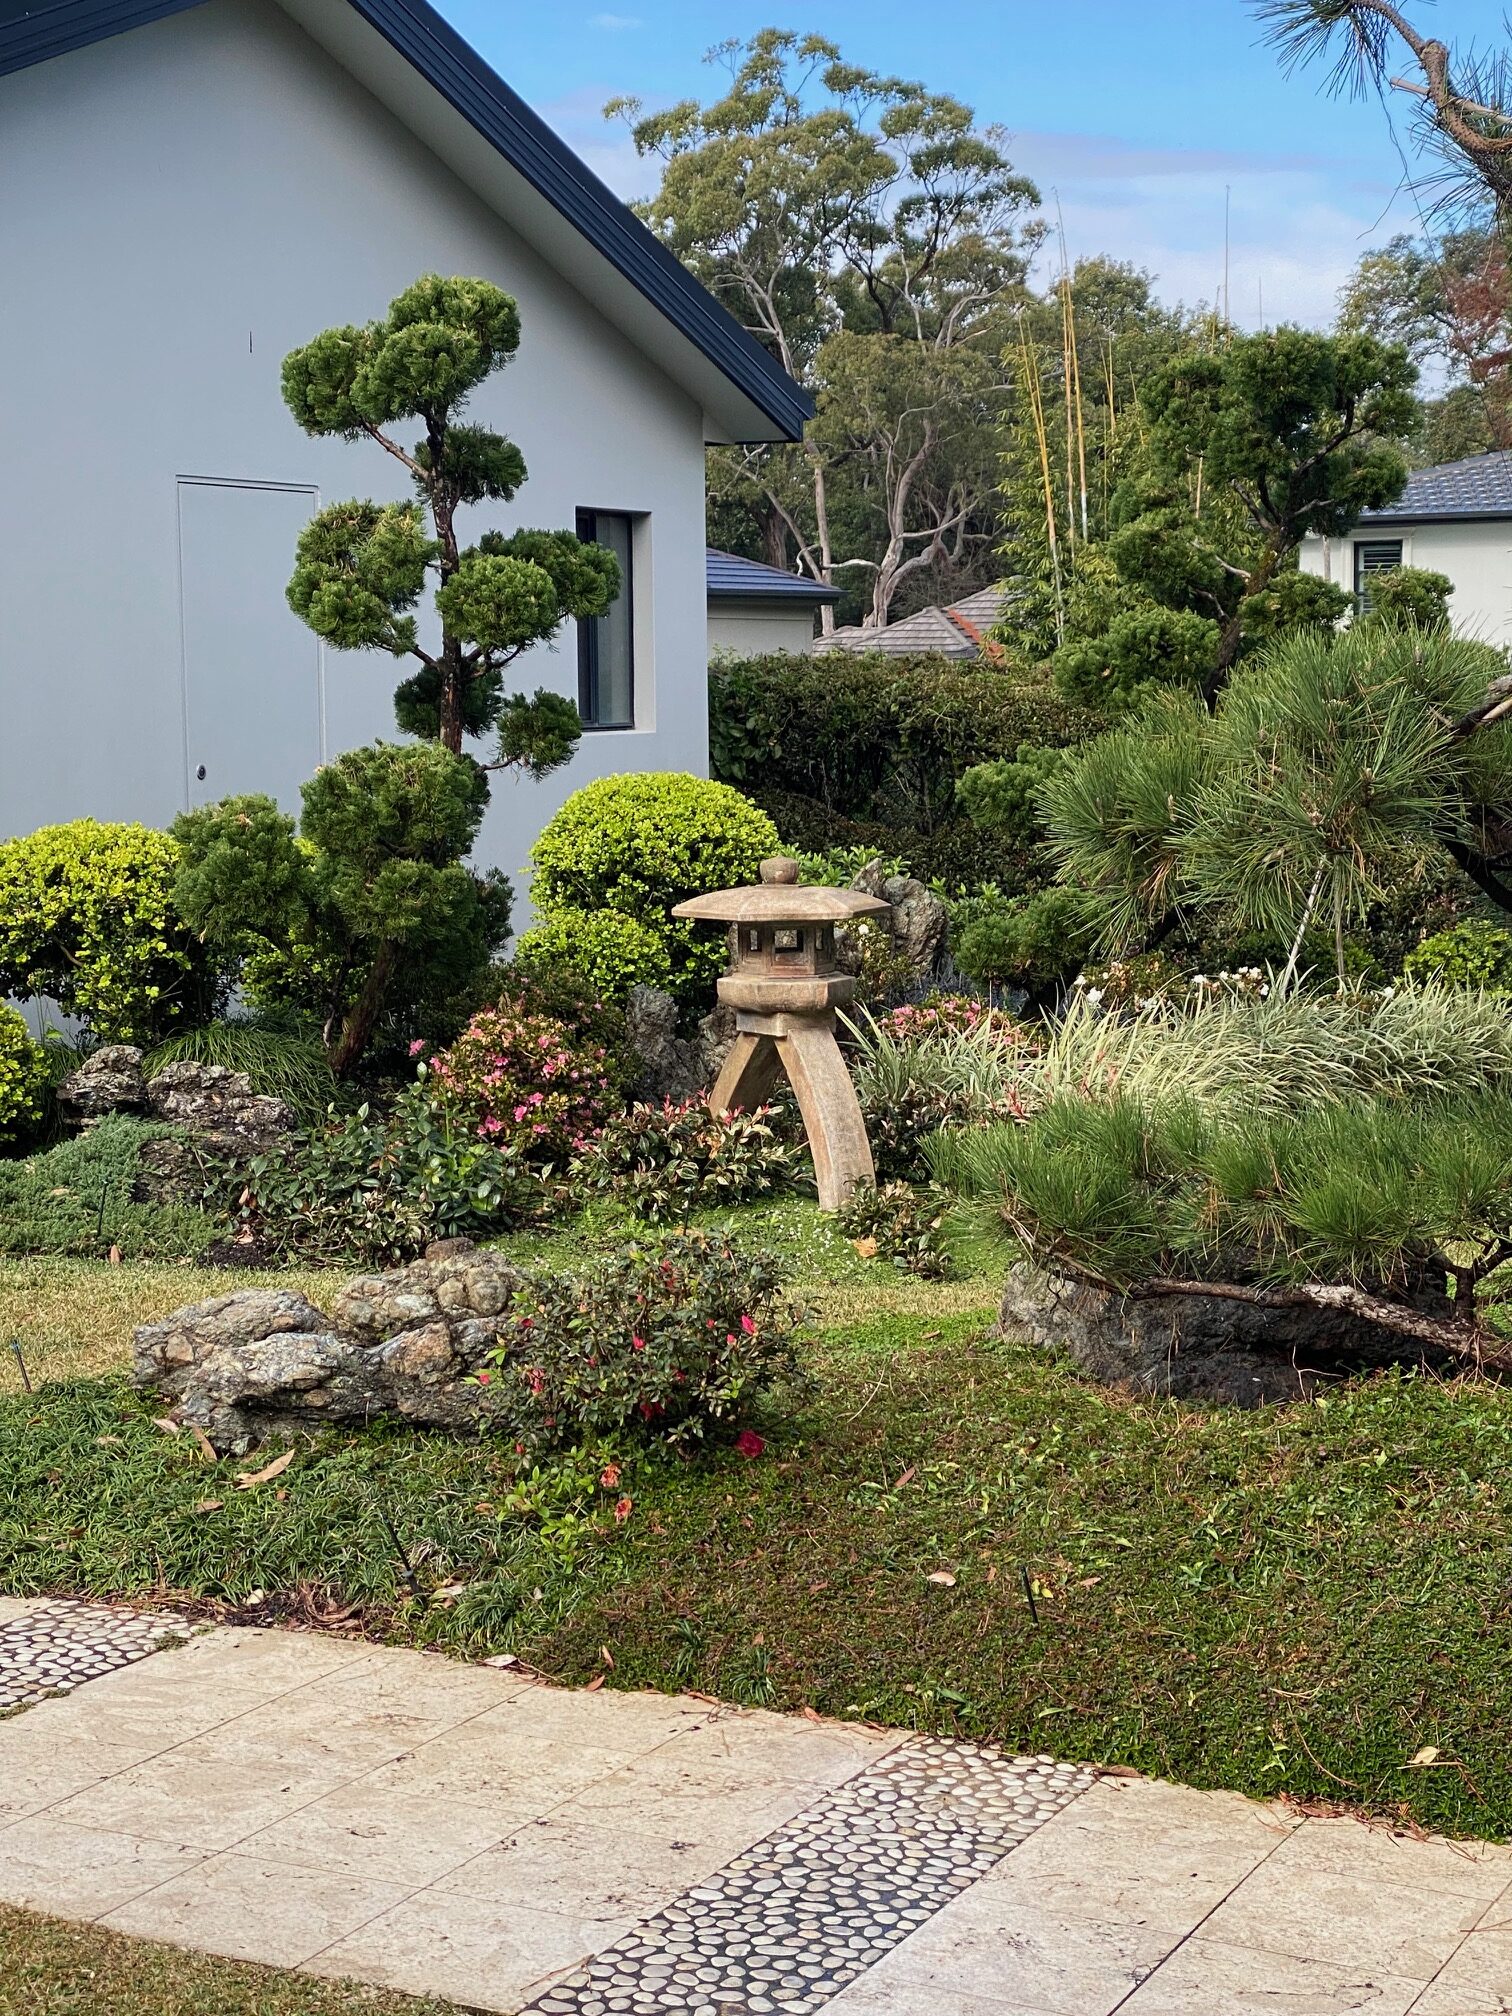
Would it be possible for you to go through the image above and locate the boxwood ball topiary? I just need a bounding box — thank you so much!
[529,774,779,1003]
[514,907,673,1003]
[0,1005,49,1147]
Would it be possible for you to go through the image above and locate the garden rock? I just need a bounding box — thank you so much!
[130,1063,294,1205]
[847,860,949,984]
[56,1045,148,1121]
[623,985,738,1103]
[133,1250,524,1452]
[998,1264,1452,1407]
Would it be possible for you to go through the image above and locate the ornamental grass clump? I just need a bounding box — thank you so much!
[846,1007,1032,1182]
[427,1000,615,1162]
[934,1089,1512,1365]
[482,1233,803,1448]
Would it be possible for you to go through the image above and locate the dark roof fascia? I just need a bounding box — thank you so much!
[0,0,206,72]
[707,587,842,602]
[0,0,814,443]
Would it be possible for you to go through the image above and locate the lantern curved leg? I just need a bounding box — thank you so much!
[709,1031,783,1116]
[777,1023,875,1212]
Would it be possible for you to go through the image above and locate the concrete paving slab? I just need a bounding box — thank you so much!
[1,1614,1508,2016]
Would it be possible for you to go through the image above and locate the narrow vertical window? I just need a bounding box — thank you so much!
[1353,538,1403,615]
[576,509,635,728]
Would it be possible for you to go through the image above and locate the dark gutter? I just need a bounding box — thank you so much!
[0,0,206,72]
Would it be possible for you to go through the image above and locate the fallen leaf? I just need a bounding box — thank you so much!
[921,1329,942,1340]
[1076,1576,1104,1589]
[482,1653,518,1670]
[95,1434,121,1447]
[1409,1745,1441,1768]
[107,1246,122,1266]
[801,1705,824,1724]
[151,1417,180,1436]
[192,1498,224,1515]
[583,1674,605,1692]
[432,1581,469,1604]
[185,1424,218,1464]
[891,1466,918,1491]
[926,1570,957,1588]
[235,1448,295,1489]
[1100,1764,1142,1780]
[851,1236,879,1259]
[600,1644,616,1669]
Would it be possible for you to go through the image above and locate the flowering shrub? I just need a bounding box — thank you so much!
[427,1001,615,1162]
[837,1181,953,1277]
[224,1083,534,1264]
[483,1233,803,1448]
[0,1006,50,1148]
[1073,959,1270,1013]
[873,995,1037,1048]
[569,1099,798,1222]
[860,1078,1025,1184]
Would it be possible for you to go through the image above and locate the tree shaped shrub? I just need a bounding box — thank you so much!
[281,274,619,765]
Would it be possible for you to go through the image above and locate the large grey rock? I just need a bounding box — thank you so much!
[130,1062,295,1204]
[842,860,949,990]
[132,1247,524,1452]
[623,984,701,1103]
[998,1263,1452,1407]
[56,1045,148,1121]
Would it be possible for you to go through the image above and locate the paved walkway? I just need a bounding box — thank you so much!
[2,1598,1511,2013]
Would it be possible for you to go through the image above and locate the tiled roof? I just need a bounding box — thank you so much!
[814,582,1012,658]
[706,550,841,601]
[1359,449,1512,523]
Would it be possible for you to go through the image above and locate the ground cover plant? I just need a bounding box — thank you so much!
[9,1290,1512,1841]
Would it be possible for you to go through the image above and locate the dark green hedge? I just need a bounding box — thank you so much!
[710,653,1098,832]
[710,653,1100,892]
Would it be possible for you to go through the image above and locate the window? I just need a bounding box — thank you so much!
[576,509,635,728]
[1354,538,1403,614]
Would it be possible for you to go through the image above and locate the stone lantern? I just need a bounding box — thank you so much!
[672,856,891,1210]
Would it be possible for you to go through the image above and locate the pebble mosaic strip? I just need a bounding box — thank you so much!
[526,1736,1094,2015]
[0,1599,190,1712]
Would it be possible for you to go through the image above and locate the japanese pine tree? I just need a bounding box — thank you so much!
[280,274,619,764]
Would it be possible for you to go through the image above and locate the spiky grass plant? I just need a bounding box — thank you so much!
[144,1020,336,1121]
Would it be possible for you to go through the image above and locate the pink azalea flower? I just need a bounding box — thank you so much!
[735,1430,765,1459]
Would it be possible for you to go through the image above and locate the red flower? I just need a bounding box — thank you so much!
[631,1336,647,1353]
[614,1495,634,1523]
[476,1369,492,1385]
[599,1462,621,1489]
[638,1400,663,1421]
[735,1430,766,1459]
[740,1314,757,1336]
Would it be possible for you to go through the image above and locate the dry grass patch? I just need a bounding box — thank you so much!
[0,1904,458,2014]
[0,1260,341,1390]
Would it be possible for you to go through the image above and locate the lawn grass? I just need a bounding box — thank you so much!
[0,1905,459,2014]
[0,1196,986,1391]
[5,1296,1512,1840]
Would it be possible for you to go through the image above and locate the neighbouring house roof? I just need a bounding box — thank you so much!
[0,0,811,445]
[706,550,841,603]
[1356,449,1512,525]
[816,583,1013,658]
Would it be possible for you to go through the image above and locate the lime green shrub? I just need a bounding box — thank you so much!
[0,822,216,1044]
[529,774,778,1004]
[0,1007,49,1147]
[514,908,672,1001]
[1402,920,1512,995]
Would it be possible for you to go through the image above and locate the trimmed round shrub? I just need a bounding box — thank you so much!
[0,1006,49,1147]
[514,907,672,1003]
[1402,920,1512,994]
[529,774,778,1003]
[426,1000,616,1160]
[0,821,217,1043]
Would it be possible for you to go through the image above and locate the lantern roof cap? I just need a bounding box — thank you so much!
[672,856,891,925]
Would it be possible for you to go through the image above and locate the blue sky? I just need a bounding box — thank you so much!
[436,0,1510,328]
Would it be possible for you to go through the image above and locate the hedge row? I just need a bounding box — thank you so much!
[709,653,1099,834]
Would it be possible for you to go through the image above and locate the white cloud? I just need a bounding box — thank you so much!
[536,84,661,200]
[1010,128,1419,330]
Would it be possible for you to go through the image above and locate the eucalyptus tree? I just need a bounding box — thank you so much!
[611,31,1041,626]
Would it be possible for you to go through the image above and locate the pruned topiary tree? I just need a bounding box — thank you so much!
[281,274,619,768]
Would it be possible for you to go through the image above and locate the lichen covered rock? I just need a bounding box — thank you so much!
[132,1241,522,1451]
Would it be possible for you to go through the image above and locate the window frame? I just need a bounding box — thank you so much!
[1353,537,1404,615]
[576,508,636,731]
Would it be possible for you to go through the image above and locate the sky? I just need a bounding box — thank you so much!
[433,0,1512,330]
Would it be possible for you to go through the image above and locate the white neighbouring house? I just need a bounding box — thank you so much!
[705,550,840,659]
[0,0,809,888]
[1300,450,1512,645]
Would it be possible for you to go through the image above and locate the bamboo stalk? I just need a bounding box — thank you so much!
[1017,317,1064,645]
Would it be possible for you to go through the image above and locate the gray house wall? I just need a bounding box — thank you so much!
[0,0,710,901]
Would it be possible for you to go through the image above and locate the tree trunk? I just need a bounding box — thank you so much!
[1210,535,1283,694]
[328,944,399,1079]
